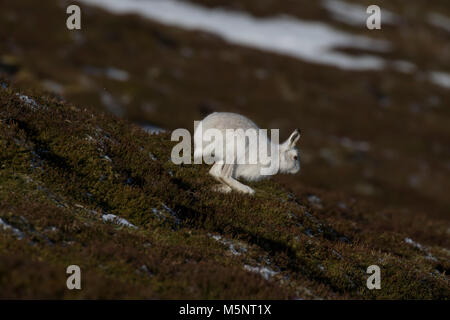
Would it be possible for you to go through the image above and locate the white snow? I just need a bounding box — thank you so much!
[392,60,416,74]
[16,93,40,110]
[404,237,438,262]
[148,152,157,161]
[210,234,246,256]
[429,71,450,89]
[151,204,181,227]
[428,13,450,33]
[244,264,278,281]
[307,195,322,204]
[405,237,423,250]
[105,67,129,81]
[141,124,166,135]
[84,66,129,81]
[161,204,181,226]
[102,213,137,229]
[0,218,25,240]
[78,0,390,70]
[322,0,398,27]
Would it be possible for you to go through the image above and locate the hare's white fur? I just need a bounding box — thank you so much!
[194,112,301,195]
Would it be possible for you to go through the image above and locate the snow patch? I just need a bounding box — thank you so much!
[428,13,450,33]
[322,0,398,27]
[307,195,322,205]
[105,67,130,81]
[429,71,450,89]
[16,93,40,110]
[102,213,137,229]
[79,0,390,70]
[152,204,181,228]
[0,218,25,240]
[141,124,166,135]
[244,264,278,281]
[391,60,416,74]
[161,204,181,227]
[404,237,438,262]
[84,65,129,81]
[404,237,422,249]
[210,234,247,256]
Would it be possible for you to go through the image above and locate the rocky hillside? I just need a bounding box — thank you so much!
[1,82,449,299]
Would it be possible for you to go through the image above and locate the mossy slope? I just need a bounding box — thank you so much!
[0,83,448,299]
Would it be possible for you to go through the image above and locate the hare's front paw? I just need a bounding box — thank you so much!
[212,184,232,193]
[239,185,255,195]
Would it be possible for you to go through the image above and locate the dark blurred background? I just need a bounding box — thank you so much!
[1,0,449,225]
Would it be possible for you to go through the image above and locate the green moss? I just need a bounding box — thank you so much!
[0,83,448,299]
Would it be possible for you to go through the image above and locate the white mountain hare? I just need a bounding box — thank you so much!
[194,112,301,195]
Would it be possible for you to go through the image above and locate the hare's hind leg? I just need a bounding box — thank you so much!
[220,164,255,195]
[209,162,232,193]
[209,161,224,181]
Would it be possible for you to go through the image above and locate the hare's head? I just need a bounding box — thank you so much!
[279,129,301,174]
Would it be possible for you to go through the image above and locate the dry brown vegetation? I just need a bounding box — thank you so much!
[0,0,449,299]
[1,82,449,299]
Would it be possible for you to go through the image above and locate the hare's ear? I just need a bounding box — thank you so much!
[286,129,301,148]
